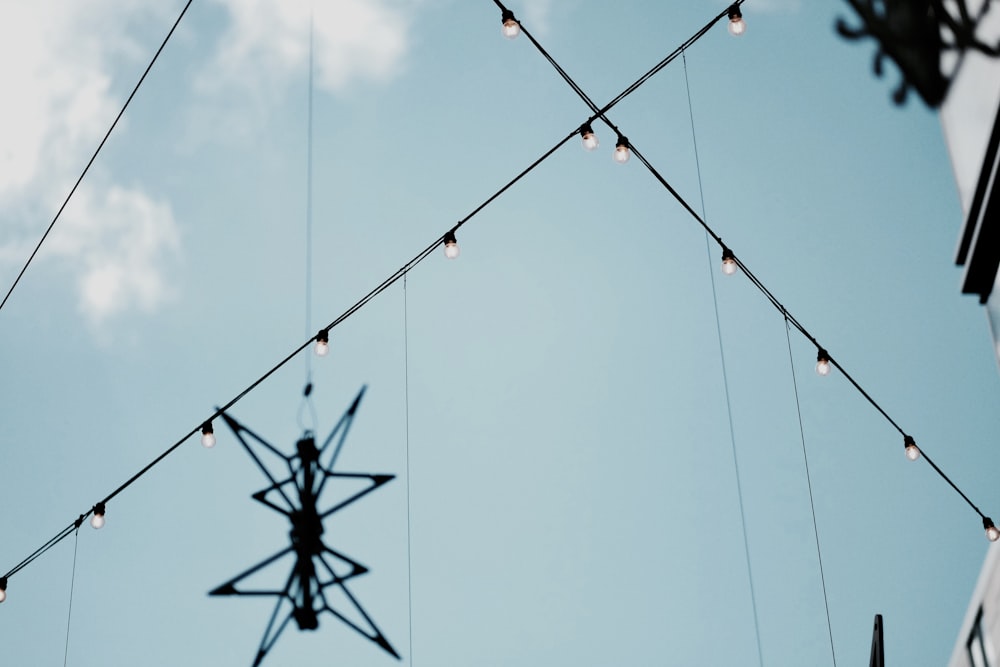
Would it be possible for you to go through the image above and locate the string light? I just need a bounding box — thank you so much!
[985,517,1000,542]
[903,435,920,461]
[443,231,460,259]
[728,4,746,36]
[201,421,216,448]
[0,577,7,603]
[500,8,520,39]
[90,503,106,530]
[314,329,330,357]
[613,134,631,164]
[815,348,831,376]
[580,122,599,151]
[721,247,737,275]
[7,1,1000,596]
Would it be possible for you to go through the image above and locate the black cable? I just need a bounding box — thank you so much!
[500,0,993,526]
[0,0,195,315]
[1,127,578,584]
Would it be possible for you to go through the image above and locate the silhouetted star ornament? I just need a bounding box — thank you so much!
[210,386,399,666]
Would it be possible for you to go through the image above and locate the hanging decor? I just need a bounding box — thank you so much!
[210,386,399,665]
[838,0,1000,106]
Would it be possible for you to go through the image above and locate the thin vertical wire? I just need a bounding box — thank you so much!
[304,13,315,383]
[782,313,838,667]
[62,524,81,667]
[403,275,414,665]
[682,49,763,667]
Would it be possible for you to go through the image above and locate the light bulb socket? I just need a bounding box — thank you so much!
[94,502,106,516]
[728,4,742,20]
[201,420,217,448]
[816,348,831,376]
[580,122,599,151]
[985,517,1000,542]
[0,576,7,592]
[443,231,460,258]
[613,135,631,164]
[315,329,329,345]
[500,8,520,38]
[721,247,737,274]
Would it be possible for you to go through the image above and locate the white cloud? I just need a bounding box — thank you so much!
[200,0,410,97]
[55,185,180,325]
[0,0,180,329]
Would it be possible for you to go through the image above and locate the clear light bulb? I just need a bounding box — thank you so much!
[728,6,746,36]
[904,436,920,461]
[314,329,330,357]
[816,349,831,376]
[91,504,106,530]
[721,248,737,275]
[613,136,630,164]
[580,124,599,151]
[443,231,460,259]
[986,518,1000,542]
[201,422,216,448]
[501,10,520,39]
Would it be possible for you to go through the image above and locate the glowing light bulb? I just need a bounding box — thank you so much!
[815,348,831,376]
[0,577,7,604]
[613,135,630,164]
[728,5,746,36]
[903,435,920,461]
[501,9,520,39]
[443,231,460,259]
[986,517,1000,542]
[91,503,106,530]
[315,329,330,357]
[721,248,737,275]
[201,421,216,448]
[580,123,599,151]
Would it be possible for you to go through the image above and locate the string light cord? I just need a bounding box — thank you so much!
[501,0,994,528]
[62,522,82,667]
[1,128,578,585]
[0,0,195,315]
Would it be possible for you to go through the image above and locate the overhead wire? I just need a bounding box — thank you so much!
[0,0,195,315]
[4,0,995,604]
[680,46,764,667]
[494,0,994,533]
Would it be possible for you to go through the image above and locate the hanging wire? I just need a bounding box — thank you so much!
[1,109,578,585]
[63,519,83,667]
[298,13,319,434]
[682,48,764,667]
[5,0,995,595]
[0,0,194,315]
[403,275,415,665]
[783,313,839,667]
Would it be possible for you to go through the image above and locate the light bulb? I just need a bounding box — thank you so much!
[580,123,599,151]
[443,231,460,259]
[91,503,106,530]
[728,5,746,36]
[985,517,1000,542]
[816,348,831,376]
[903,435,920,461]
[721,248,737,275]
[501,9,520,39]
[613,135,630,164]
[0,577,7,604]
[201,421,216,448]
[315,329,330,357]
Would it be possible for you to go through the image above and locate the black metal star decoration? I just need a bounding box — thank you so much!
[210,386,399,666]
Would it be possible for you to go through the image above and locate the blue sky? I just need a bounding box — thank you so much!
[2,1,999,666]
